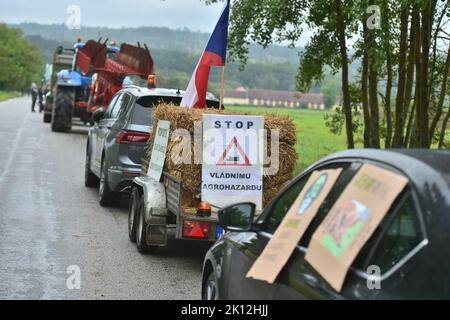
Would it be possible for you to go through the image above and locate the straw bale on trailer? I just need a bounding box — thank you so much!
[143,104,298,207]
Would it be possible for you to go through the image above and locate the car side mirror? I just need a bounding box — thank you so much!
[218,202,256,232]
[93,109,105,123]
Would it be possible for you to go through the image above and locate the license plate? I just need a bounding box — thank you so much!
[216,226,223,238]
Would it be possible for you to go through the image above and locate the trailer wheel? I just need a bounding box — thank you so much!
[128,188,140,242]
[136,195,157,254]
[51,86,74,132]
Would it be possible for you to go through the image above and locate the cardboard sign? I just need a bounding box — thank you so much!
[246,168,343,283]
[147,120,171,181]
[202,114,264,210]
[305,163,409,292]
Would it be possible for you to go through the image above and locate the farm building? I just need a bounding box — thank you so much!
[224,87,326,110]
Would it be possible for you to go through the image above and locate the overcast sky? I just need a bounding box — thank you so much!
[0,0,226,32]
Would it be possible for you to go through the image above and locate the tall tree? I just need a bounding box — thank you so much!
[429,45,450,142]
[361,24,372,148]
[381,0,394,149]
[392,4,409,148]
[416,1,437,147]
[335,0,355,148]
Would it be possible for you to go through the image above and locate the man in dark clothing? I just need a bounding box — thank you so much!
[30,83,38,112]
[38,85,44,113]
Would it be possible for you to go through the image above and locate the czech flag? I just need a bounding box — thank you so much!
[180,0,230,108]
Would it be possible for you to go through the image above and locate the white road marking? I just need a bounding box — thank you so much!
[0,113,28,182]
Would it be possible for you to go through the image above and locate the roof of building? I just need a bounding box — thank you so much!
[224,87,324,104]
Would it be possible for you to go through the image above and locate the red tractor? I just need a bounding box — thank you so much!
[51,39,154,132]
[83,41,154,116]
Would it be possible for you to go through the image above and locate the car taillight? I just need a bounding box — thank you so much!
[182,220,210,239]
[116,131,150,144]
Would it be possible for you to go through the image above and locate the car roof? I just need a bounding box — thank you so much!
[390,149,450,175]
[308,148,450,203]
[122,86,219,101]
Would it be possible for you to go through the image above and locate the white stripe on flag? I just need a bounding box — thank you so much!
[180,57,201,108]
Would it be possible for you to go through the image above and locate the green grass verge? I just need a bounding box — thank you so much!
[226,106,349,173]
[0,91,21,102]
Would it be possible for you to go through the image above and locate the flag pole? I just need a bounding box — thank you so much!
[219,65,225,111]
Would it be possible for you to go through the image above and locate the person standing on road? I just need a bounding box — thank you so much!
[38,84,44,113]
[30,83,38,112]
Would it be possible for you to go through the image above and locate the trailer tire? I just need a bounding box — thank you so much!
[136,195,157,254]
[128,188,140,242]
[51,86,74,132]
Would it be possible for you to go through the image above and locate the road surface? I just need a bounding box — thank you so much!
[0,97,209,299]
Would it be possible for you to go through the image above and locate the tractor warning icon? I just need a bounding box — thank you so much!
[216,137,252,166]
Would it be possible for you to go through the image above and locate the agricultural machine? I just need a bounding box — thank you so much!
[42,46,74,123]
[50,39,154,132]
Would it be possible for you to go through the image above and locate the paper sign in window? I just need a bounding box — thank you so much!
[246,168,343,283]
[305,163,408,292]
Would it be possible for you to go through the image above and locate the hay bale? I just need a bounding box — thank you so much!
[144,103,298,208]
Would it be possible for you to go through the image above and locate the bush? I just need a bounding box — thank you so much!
[0,24,44,91]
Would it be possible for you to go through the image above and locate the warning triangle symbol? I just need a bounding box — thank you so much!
[217,137,252,166]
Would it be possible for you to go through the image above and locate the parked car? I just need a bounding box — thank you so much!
[201,149,450,300]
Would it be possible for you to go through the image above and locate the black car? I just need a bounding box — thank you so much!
[201,149,450,299]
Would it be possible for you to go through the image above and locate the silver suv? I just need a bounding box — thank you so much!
[84,86,219,206]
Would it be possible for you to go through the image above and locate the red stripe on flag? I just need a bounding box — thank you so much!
[193,51,224,108]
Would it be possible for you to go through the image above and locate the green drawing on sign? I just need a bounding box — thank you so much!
[297,173,328,216]
[321,199,371,257]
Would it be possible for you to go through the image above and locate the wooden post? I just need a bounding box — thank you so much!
[219,66,225,111]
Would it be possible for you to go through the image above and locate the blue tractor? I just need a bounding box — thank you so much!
[51,40,119,132]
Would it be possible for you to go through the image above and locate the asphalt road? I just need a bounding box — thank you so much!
[0,97,210,299]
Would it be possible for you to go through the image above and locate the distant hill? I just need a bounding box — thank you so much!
[12,23,300,64]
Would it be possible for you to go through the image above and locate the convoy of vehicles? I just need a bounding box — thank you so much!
[201,149,450,299]
[44,37,450,300]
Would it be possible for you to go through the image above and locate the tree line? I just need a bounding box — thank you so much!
[206,0,450,149]
[0,24,44,92]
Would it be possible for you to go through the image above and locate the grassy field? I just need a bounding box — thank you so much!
[0,91,21,102]
[227,106,349,173]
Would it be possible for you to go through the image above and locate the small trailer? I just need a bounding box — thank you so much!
[128,166,223,253]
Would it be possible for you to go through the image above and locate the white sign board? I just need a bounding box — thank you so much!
[147,120,171,181]
[202,114,264,210]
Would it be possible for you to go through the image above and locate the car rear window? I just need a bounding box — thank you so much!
[132,95,220,126]
[131,96,180,126]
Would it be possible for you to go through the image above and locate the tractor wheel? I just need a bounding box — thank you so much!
[51,87,74,132]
